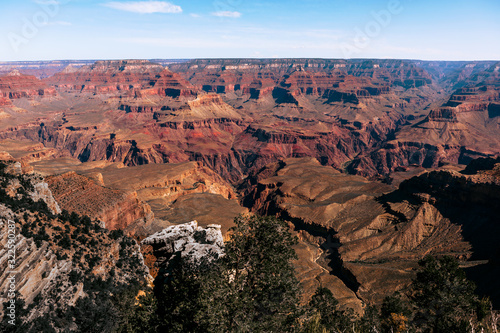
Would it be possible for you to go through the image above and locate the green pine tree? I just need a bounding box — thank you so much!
[411,255,478,332]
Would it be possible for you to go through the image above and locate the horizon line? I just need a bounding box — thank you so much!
[1,57,499,64]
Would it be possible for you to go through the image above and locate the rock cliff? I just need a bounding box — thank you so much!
[350,64,500,178]
[46,172,152,231]
[45,60,164,94]
[0,70,56,100]
[0,160,150,329]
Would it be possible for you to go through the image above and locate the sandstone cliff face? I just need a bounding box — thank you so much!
[0,207,81,310]
[0,70,56,100]
[158,93,243,122]
[170,59,432,87]
[46,172,152,230]
[150,68,197,97]
[170,59,433,108]
[45,60,164,94]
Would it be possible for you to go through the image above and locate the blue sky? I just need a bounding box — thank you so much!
[0,0,499,61]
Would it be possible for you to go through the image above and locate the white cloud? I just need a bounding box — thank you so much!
[103,1,182,14]
[211,11,241,18]
[190,13,201,18]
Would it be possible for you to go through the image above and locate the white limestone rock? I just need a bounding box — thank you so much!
[30,181,62,215]
[142,221,224,264]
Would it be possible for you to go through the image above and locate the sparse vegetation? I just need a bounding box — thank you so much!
[0,165,148,332]
[126,239,499,333]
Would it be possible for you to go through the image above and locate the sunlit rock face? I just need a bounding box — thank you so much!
[0,70,57,100]
[45,60,165,93]
[142,221,224,268]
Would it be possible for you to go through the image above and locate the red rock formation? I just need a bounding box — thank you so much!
[46,172,152,230]
[349,66,500,178]
[148,68,197,97]
[281,69,390,100]
[2,58,498,184]
[169,59,432,94]
[426,107,458,122]
[171,60,395,103]
[187,93,233,110]
[186,68,278,98]
[0,70,56,100]
[46,60,164,94]
[346,60,433,88]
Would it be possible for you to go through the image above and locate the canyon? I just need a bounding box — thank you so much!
[1,58,500,315]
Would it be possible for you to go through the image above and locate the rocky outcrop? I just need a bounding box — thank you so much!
[30,181,62,215]
[2,161,61,214]
[0,208,79,308]
[142,221,224,267]
[426,107,458,122]
[0,201,149,323]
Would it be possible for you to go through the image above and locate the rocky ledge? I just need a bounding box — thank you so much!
[142,221,224,268]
